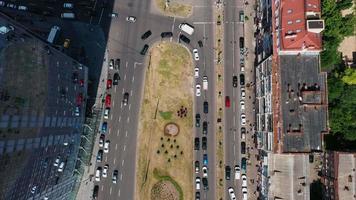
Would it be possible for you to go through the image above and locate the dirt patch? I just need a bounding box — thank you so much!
[151,180,179,200]
[155,0,193,18]
[164,123,179,136]
[136,42,193,200]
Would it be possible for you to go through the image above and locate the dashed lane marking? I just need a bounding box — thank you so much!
[118,116,121,122]
[121,159,125,166]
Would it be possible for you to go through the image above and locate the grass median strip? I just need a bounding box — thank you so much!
[155,0,193,18]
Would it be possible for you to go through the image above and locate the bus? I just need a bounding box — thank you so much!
[47,26,60,44]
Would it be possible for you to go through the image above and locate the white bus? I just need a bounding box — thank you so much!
[179,23,194,35]
[47,26,60,44]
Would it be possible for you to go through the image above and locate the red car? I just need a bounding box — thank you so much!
[225,96,230,108]
[107,79,112,89]
[76,93,83,105]
[79,79,84,87]
[105,94,111,107]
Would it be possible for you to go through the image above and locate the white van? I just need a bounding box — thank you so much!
[203,76,208,90]
[61,13,75,19]
[63,3,73,9]
[179,23,194,35]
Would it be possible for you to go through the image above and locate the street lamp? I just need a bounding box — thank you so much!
[78,146,89,155]
[81,135,91,143]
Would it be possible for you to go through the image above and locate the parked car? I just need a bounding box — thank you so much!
[202,165,208,177]
[241,142,246,154]
[161,32,173,38]
[233,76,238,87]
[195,161,200,173]
[194,137,200,150]
[74,106,80,116]
[202,137,207,150]
[99,134,105,147]
[102,164,109,178]
[195,114,201,127]
[140,44,149,55]
[107,79,112,89]
[203,154,208,165]
[234,165,241,180]
[54,156,60,167]
[196,84,201,96]
[198,40,203,47]
[195,177,201,190]
[242,187,248,200]
[241,87,246,99]
[101,122,108,133]
[179,34,190,44]
[202,121,208,135]
[195,191,200,200]
[58,162,65,172]
[194,67,199,78]
[96,150,103,162]
[113,73,120,85]
[93,185,99,199]
[126,16,136,22]
[95,167,102,181]
[110,13,118,18]
[228,187,236,200]
[109,59,114,69]
[104,108,110,119]
[202,177,208,190]
[104,140,110,153]
[240,100,245,111]
[105,94,111,107]
[141,30,152,40]
[240,113,246,126]
[203,101,208,113]
[115,59,120,70]
[193,49,199,61]
[241,127,246,140]
[225,96,231,108]
[112,170,118,184]
[242,174,247,187]
[239,37,244,48]
[18,5,28,11]
[225,165,231,180]
[241,157,247,172]
[240,74,245,85]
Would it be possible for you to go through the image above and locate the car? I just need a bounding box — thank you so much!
[109,59,114,69]
[233,76,238,87]
[241,88,246,99]
[113,73,120,85]
[102,164,109,178]
[202,165,208,177]
[104,108,110,119]
[202,121,208,135]
[115,59,120,70]
[242,187,248,200]
[79,79,84,87]
[240,74,245,85]
[141,30,152,40]
[194,67,199,78]
[54,156,60,167]
[196,84,201,96]
[195,161,200,173]
[241,157,247,172]
[228,187,236,200]
[110,13,118,18]
[105,94,111,107]
[76,93,83,105]
[58,162,65,172]
[241,127,246,140]
[6,3,16,9]
[0,1,5,7]
[126,16,136,22]
[72,71,79,83]
[112,170,118,184]
[63,39,70,48]
[97,150,103,162]
[30,186,37,194]
[195,191,200,200]
[140,44,149,55]
[240,100,245,111]
[195,114,201,127]
[123,92,129,105]
[240,113,246,126]
[101,122,108,133]
[202,76,208,90]
[99,134,105,147]
[239,11,244,22]
[161,32,173,38]
[93,185,99,199]
[225,96,231,108]
[241,142,246,154]
[241,64,245,72]
[18,5,28,11]
[234,165,241,180]
[193,49,199,61]
[203,154,208,165]
[107,79,112,89]
[198,40,203,47]
[242,174,247,187]
[74,106,80,116]
[202,137,207,150]
[194,137,200,150]
[203,101,208,113]
[239,37,244,48]
[63,3,74,9]
[225,166,231,180]
[95,167,102,181]
[104,140,110,153]
[202,177,209,190]
[179,34,190,44]
[195,177,201,190]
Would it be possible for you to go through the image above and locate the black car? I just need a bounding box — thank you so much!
[241,141,246,154]
[115,58,120,70]
[93,185,99,199]
[141,30,152,40]
[194,137,200,150]
[195,114,201,127]
[72,71,78,83]
[202,177,209,190]
[161,32,173,38]
[239,74,245,85]
[195,191,201,200]
[239,37,244,48]
[140,44,149,55]
[113,73,120,85]
[195,161,200,173]
[198,40,203,47]
[179,34,190,44]
[96,150,103,162]
[123,92,129,105]
[202,137,207,150]
[225,166,231,180]
[233,76,238,88]
[202,121,208,134]
[203,101,208,113]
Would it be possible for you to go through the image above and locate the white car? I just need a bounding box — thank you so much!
[240,113,246,126]
[194,67,199,78]
[95,167,102,181]
[228,187,236,200]
[196,84,201,96]
[193,49,199,61]
[242,174,247,187]
[53,156,60,167]
[110,13,118,18]
[104,140,110,153]
[102,164,109,178]
[241,88,246,99]
[195,177,201,190]
[58,162,65,172]
[104,108,110,119]
[202,166,208,178]
[18,5,27,10]
[0,1,5,7]
[126,16,136,23]
[234,165,241,180]
[240,100,245,111]
[99,136,104,148]
[242,187,248,200]
[241,65,245,72]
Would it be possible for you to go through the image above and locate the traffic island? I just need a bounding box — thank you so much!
[155,0,193,18]
[136,42,193,200]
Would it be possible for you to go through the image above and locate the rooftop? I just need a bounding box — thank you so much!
[337,153,356,200]
[279,55,328,152]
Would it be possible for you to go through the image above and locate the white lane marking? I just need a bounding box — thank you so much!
[118,116,121,122]
[114,158,116,165]
[110,114,113,120]
[233,116,236,126]
[129,104,131,110]
[121,102,123,108]
[115,86,117,92]
[122,88,125,94]
[126,61,128,69]
[193,22,216,24]
[124,74,126,80]
[112,99,115,107]
[118,189,121,197]
[110,186,112,195]
[101,185,104,191]
[98,8,104,25]
[234,130,236,141]
[121,159,125,166]
[125,131,128,137]
[105,156,108,162]
[117,129,120,136]
[130,90,133,96]
[171,17,176,33]
[115,143,118,150]
[233,101,236,110]
[232,22,235,70]
[127,117,130,123]
[233,145,236,156]
[123,145,126,152]
[109,128,111,135]
[120,173,123,180]
[132,76,135,83]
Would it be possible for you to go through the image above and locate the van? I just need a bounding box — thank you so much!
[61,13,75,19]
[178,23,194,35]
[63,3,74,9]
[202,76,208,90]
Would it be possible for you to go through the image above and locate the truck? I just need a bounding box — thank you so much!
[178,23,194,35]
[203,76,208,90]
[61,13,75,19]
[47,26,60,44]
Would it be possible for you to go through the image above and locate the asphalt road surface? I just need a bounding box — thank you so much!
[92,0,218,199]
